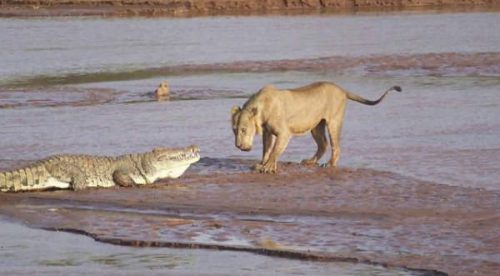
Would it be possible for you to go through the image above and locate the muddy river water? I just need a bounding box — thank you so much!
[0,10,499,275]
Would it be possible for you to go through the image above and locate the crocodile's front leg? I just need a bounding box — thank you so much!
[112,169,138,187]
[71,174,88,191]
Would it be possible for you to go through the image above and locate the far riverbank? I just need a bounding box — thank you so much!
[1,0,499,17]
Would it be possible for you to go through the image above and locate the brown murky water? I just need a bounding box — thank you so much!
[1,10,499,275]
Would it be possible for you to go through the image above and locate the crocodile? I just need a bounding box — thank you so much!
[0,145,200,192]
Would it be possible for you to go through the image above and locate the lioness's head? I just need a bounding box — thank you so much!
[231,105,261,152]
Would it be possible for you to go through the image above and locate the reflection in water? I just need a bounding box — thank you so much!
[155,94,170,102]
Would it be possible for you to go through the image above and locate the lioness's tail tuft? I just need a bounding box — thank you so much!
[392,86,402,92]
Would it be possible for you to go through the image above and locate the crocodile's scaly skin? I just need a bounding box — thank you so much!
[0,145,200,192]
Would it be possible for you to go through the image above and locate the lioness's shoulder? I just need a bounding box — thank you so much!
[245,84,279,103]
[257,84,278,95]
[261,84,276,91]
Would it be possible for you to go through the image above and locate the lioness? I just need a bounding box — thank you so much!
[231,82,401,173]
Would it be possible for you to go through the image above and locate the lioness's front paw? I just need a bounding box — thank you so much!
[258,163,277,174]
[252,163,264,171]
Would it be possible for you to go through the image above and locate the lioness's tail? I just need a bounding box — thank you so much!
[345,86,402,106]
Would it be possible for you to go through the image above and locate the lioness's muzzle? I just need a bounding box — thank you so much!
[237,144,252,151]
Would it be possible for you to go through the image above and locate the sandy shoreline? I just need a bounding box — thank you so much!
[1,0,499,17]
[0,159,498,275]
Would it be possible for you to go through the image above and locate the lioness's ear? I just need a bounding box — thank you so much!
[250,107,258,116]
[231,106,241,116]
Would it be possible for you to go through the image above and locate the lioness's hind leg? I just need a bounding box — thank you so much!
[325,107,346,168]
[301,121,327,166]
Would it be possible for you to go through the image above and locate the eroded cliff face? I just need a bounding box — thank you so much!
[1,0,499,16]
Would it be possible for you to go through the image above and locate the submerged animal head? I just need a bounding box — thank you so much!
[231,106,261,152]
[155,81,170,97]
[145,145,200,180]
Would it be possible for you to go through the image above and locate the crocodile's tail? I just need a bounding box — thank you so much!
[345,85,402,106]
[0,165,48,192]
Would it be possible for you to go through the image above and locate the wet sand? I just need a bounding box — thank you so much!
[0,159,498,275]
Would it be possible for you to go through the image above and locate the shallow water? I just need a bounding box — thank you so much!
[1,72,498,190]
[0,10,499,275]
[3,219,418,275]
[1,11,499,83]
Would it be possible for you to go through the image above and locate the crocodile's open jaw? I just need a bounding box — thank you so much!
[149,145,200,180]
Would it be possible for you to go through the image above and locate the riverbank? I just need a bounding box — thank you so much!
[1,159,498,275]
[1,0,499,17]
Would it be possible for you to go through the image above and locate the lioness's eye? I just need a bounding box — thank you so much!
[241,128,246,134]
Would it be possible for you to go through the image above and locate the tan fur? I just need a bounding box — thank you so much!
[155,81,170,100]
[231,82,401,173]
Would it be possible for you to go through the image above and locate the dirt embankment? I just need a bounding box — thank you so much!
[1,0,499,17]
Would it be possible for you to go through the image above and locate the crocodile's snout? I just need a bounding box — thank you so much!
[188,145,200,153]
[160,145,200,162]
[184,145,200,159]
